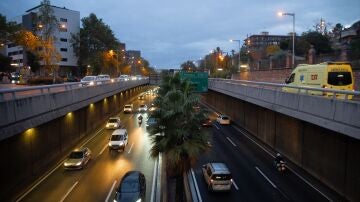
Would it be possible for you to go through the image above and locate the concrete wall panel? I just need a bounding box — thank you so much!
[302,123,347,197]
[275,113,302,164]
[257,108,276,147]
[345,138,360,202]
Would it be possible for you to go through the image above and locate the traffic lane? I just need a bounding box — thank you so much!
[65,109,156,202]
[19,127,108,202]
[19,99,143,201]
[221,126,336,201]
[195,126,287,202]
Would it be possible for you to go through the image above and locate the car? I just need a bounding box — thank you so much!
[138,95,145,100]
[106,117,121,129]
[80,76,97,86]
[108,129,128,151]
[95,74,111,85]
[202,162,232,192]
[118,74,130,81]
[114,171,146,202]
[64,147,92,170]
[149,103,156,112]
[123,104,133,113]
[216,115,230,125]
[146,117,157,129]
[138,104,148,112]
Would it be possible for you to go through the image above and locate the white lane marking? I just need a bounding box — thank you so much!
[213,123,220,130]
[255,166,277,189]
[150,156,158,202]
[233,125,333,201]
[226,137,237,147]
[127,143,134,154]
[59,181,78,202]
[286,166,333,202]
[99,144,108,155]
[16,128,104,202]
[80,128,104,148]
[105,180,117,202]
[232,180,239,190]
[190,169,202,202]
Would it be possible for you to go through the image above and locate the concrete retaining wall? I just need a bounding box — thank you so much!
[0,84,148,201]
[202,90,360,201]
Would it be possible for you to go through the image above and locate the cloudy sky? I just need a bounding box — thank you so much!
[1,0,359,68]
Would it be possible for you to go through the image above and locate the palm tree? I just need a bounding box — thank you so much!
[148,73,210,176]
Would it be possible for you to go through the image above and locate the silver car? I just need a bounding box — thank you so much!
[64,147,91,170]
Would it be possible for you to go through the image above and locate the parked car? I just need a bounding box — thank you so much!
[114,171,146,202]
[123,104,134,113]
[80,76,97,86]
[64,147,92,170]
[108,129,128,151]
[106,117,121,129]
[138,104,148,112]
[216,115,230,125]
[202,162,232,192]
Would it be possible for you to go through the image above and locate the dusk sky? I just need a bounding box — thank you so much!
[1,0,359,69]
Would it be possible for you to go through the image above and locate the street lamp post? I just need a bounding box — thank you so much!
[230,39,241,71]
[278,12,295,68]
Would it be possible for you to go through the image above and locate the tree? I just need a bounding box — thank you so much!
[180,60,197,72]
[71,13,120,77]
[148,73,210,179]
[35,0,61,81]
[301,31,333,54]
[0,54,12,72]
[0,14,20,45]
[266,45,280,56]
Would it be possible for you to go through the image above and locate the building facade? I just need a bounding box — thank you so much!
[5,5,80,76]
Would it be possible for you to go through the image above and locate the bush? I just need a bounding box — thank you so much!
[27,76,64,85]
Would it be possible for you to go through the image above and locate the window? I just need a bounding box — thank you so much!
[286,73,295,84]
[60,38,67,42]
[60,48,68,52]
[61,58,68,62]
[7,43,16,48]
[327,72,352,86]
[60,18,67,22]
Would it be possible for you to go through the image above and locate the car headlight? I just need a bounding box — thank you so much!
[76,162,82,166]
[114,124,118,127]
[64,162,69,166]
[106,124,110,127]
[89,81,94,85]
[136,199,141,202]
[108,143,112,146]
[119,142,124,146]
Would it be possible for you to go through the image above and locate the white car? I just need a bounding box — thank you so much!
[80,76,97,86]
[216,115,230,125]
[138,104,148,112]
[106,117,121,129]
[123,104,133,113]
[118,74,130,81]
[108,129,128,151]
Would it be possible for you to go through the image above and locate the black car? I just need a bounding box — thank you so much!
[114,171,146,202]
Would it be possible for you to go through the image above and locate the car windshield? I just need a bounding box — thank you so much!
[211,174,232,181]
[222,116,229,120]
[125,105,132,108]
[82,76,95,81]
[108,118,118,123]
[69,151,83,159]
[327,72,352,86]
[120,180,139,192]
[140,105,146,108]
[111,135,124,141]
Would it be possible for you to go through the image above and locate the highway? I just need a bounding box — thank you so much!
[16,91,157,202]
[192,110,345,202]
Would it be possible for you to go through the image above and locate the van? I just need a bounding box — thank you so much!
[202,162,232,191]
[123,104,133,113]
[108,129,128,151]
[283,62,354,99]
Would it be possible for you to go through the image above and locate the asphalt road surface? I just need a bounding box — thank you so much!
[16,91,157,202]
[192,109,346,202]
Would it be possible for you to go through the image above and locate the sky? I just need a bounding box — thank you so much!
[1,0,359,69]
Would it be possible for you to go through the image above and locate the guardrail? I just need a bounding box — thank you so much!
[209,78,360,100]
[0,79,149,102]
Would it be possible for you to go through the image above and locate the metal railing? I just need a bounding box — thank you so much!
[209,78,360,100]
[0,79,149,102]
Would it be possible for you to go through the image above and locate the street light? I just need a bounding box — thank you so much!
[230,39,241,71]
[278,11,295,68]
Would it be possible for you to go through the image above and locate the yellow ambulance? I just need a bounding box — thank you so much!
[283,62,354,99]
